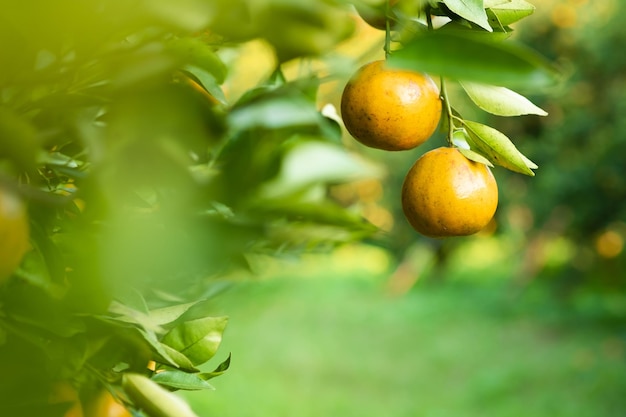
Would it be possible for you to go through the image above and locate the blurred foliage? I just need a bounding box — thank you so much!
[0,1,377,416]
[0,0,598,416]
[492,0,626,294]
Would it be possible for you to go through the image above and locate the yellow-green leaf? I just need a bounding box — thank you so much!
[460,81,548,116]
[462,120,537,176]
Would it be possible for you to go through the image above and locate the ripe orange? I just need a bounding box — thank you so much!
[86,390,132,417]
[49,382,84,417]
[0,186,29,283]
[341,60,441,151]
[401,147,498,237]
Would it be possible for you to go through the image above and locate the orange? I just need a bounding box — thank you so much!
[0,186,29,283]
[401,147,498,237]
[49,382,84,417]
[86,390,132,417]
[355,0,399,30]
[341,60,441,151]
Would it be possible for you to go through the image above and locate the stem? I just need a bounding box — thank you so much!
[426,6,434,31]
[440,77,455,147]
[384,0,391,58]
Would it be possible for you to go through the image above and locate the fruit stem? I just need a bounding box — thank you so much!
[440,77,455,147]
[426,6,434,31]
[384,0,391,58]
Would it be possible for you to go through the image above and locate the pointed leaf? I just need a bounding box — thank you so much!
[443,0,493,31]
[151,370,215,391]
[149,302,197,327]
[123,373,200,417]
[487,0,535,27]
[167,37,227,84]
[136,329,189,370]
[109,302,164,333]
[460,81,547,116]
[199,354,231,381]
[161,316,228,366]
[462,120,537,175]
[157,343,199,372]
[388,31,559,89]
[458,147,494,167]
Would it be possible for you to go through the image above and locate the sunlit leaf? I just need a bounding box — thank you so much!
[161,316,228,366]
[259,140,384,199]
[145,0,215,32]
[460,81,548,116]
[462,120,537,175]
[487,0,535,27]
[458,147,494,167]
[442,0,492,31]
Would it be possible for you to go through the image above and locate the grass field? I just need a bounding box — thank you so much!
[184,269,626,417]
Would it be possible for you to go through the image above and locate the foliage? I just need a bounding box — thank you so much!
[0,1,374,416]
[0,1,559,416]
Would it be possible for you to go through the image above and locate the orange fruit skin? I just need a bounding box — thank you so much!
[50,382,84,417]
[87,390,132,417]
[341,60,442,151]
[0,187,29,283]
[401,147,498,237]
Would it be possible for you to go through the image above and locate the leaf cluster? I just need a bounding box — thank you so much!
[0,1,379,416]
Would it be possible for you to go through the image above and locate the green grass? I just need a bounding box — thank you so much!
[184,277,626,417]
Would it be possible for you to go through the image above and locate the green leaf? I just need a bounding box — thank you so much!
[150,303,197,327]
[442,0,492,32]
[158,343,199,372]
[458,147,494,166]
[258,140,384,199]
[167,37,227,84]
[145,0,215,32]
[182,66,228,105]
[109,302,164,333]
[228,93,320,130]
[123,373,200,417]
[199,354,231,381]
[487,0,535,27]
[161,316,228,366]
[462,120,537,175]
[388,31,559,89]
[151,370,215,391]
[460,81,548,116]
[438,21,512,42]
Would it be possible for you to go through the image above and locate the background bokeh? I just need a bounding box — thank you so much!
[183,1,626,415]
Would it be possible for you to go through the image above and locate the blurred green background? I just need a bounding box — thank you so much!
[182,0,626,416]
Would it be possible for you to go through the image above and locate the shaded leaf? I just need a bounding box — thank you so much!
[167,37,227,84]
[460,81,548,116]
[228,93,320,130]
[199,353,231,381]
[388,31,559,89]
[151,370,215,391]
